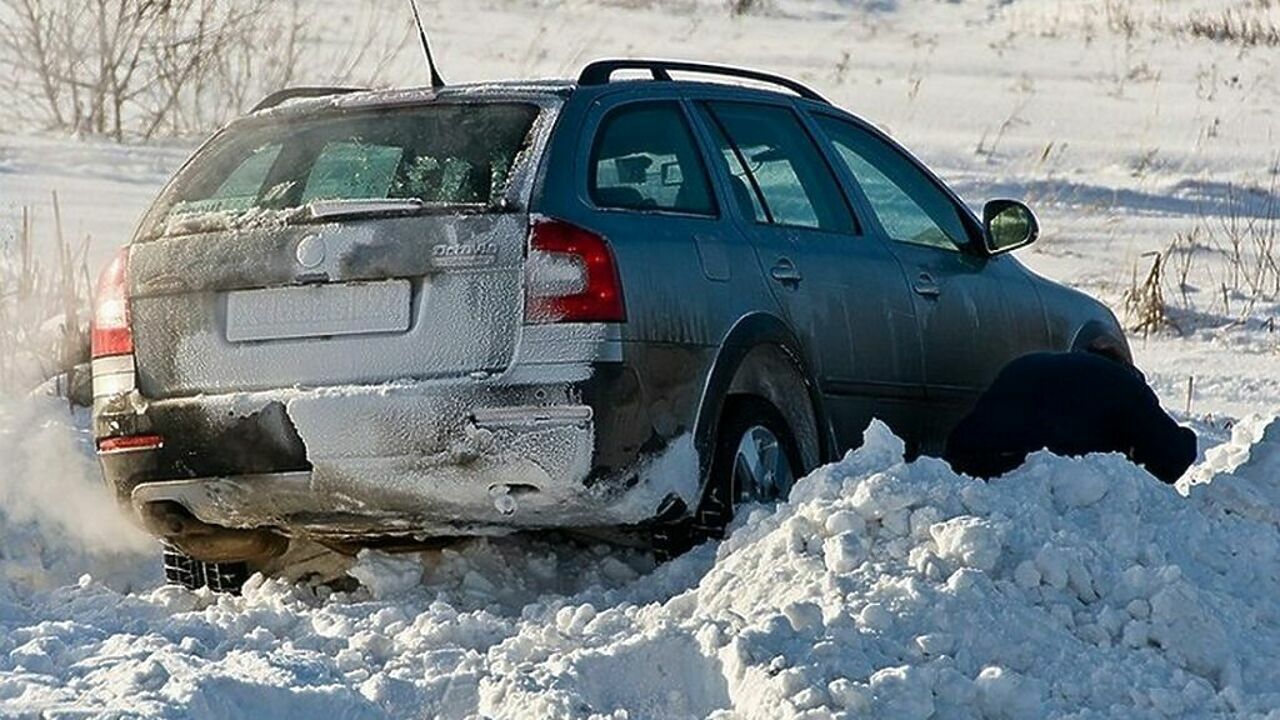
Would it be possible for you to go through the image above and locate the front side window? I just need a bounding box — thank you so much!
[589,102,715,216]
[816,115,973,252]
[703,102,856,234]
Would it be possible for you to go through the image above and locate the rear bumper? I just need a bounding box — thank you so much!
[124,408,637,539]
[96,377,691,540]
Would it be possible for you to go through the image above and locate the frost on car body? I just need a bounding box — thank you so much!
[94,86,701,565]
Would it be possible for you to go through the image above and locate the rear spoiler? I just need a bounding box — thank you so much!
[252,87,368,113]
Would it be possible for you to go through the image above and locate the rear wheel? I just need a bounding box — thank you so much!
[162,545,250,594]
[653,395,801,557]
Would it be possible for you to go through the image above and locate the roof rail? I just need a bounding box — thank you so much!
[252,86,368,113]
[577,59,829,104]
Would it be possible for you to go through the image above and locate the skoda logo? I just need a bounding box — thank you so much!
[295,234,326,269]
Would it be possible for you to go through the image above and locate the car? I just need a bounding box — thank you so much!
[90,59,1129,591]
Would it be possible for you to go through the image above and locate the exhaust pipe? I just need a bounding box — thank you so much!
[138,501,288,563]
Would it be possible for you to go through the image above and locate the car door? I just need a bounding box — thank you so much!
[688,97,926,452]
[810,112,1050,451]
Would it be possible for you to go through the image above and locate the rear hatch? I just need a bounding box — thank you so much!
[127,100,550,398]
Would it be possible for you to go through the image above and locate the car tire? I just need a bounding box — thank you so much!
[696,394,801,536]
[652,395,802,559]
[162,544,250,594]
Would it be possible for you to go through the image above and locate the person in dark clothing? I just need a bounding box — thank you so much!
[944,351,1197,484]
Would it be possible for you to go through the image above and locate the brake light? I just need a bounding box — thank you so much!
[91,247,133,358]
[525,218,625,323]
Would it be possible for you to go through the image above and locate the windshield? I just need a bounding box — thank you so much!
[148,102,540,237]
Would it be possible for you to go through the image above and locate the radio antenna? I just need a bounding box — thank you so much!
[408,0,445,89]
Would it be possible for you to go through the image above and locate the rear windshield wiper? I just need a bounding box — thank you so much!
[307,198,426,219]
[306,198,494,220]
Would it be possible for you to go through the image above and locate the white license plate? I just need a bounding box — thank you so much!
[226,281,411,342]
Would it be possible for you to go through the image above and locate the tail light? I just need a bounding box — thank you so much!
[525,218,625,324]
[91,247,133,358]
[97,434,163,454]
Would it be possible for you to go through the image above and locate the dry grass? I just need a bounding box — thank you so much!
[1140,174,1280,334]
[728,0,764,16]
[0,194,92,397]
[1184,5,1280,47]
[1124,250,1175,337]
[1012,0,1279,49]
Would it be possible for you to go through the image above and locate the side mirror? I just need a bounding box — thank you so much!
[982,199,1039,255]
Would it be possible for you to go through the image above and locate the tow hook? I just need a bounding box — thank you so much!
[488,483,540,516]
[489,484,518,516]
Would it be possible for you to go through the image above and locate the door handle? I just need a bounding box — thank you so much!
[770,258,803,285]
[912,272,940,298]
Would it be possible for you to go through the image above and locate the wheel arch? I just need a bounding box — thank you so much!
[1070,319,1133,365]
[693,313,832,495]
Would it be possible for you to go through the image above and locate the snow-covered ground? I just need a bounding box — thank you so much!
[4,401,1280,718]
[1,0,1278,716]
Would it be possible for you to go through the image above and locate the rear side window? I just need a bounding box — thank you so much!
[703,102,856,234]
[589,102,715,216]
[152,103,539,236]
[816,115,973,252]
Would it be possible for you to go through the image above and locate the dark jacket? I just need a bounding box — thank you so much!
[944,352,1197,483]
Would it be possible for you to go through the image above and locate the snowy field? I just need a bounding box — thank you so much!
[1,0,1279,717]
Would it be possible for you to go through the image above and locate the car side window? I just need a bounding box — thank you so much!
[707,121,768,224]
[703,101,856,234]
[589,102,715,216]
[816,115,973,252]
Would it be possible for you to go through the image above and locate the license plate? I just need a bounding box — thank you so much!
[226,280,411,342]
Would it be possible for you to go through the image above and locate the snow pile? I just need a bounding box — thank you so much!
[1182,414,1280,529]
[3,415,1280,717]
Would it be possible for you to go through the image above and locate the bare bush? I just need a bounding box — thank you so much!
[1102,0,1140,40]
[0,0,410,141]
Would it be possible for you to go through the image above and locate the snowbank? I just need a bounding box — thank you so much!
[3,404,1280,718]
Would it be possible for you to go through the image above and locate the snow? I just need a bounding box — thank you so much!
[5,399,1280,717]
[0,393,156,598]
[2,0,1280,716]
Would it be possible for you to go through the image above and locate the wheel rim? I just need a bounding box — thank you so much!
[732,425,795,503]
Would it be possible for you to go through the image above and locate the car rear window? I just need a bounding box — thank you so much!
[149,102,540,237]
